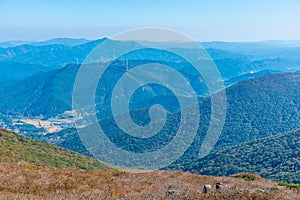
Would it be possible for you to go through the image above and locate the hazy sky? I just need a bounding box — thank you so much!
[1,0,300,42]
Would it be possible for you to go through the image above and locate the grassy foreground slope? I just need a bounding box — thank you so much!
[0,128,299,199]
[0,129,106,169]
[0,162,299,199]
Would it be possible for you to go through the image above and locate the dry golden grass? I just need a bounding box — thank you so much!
[0,162,299,200]
[0,129,299,199]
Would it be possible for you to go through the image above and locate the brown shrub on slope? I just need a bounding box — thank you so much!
[0,162,299,200]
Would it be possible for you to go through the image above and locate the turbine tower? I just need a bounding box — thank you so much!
[126,59,129,72]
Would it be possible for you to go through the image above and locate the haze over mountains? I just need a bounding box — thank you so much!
[0,39,299,80]
[0,38,299,82]
[0,37,299,184]
[0,38,91,48]
[0,38,299,117]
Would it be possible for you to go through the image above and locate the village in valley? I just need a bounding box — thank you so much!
[0,110,80,135]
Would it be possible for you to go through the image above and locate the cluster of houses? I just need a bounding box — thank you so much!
[0,110,79,135]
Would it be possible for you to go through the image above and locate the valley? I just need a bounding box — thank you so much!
[0,110,79,134]
[0,38,299,188]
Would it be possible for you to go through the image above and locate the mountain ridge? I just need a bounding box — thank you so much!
[0,128,106,169]
[168,129,300,184]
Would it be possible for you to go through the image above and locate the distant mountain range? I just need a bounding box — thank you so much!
[0,40,32,48]
[29,37,91,47]
[201,40,300,51]
[0,38,110,68]
[0,64,78,117]
[0,61,58,83]
[0,38,299,84]
[0,37,90,48]
[0,60,296,119]
[2,38,300,48]
[0,38,299,119]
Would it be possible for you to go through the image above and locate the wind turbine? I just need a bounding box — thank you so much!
[126,59,129,72]
[166,82,169,89]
